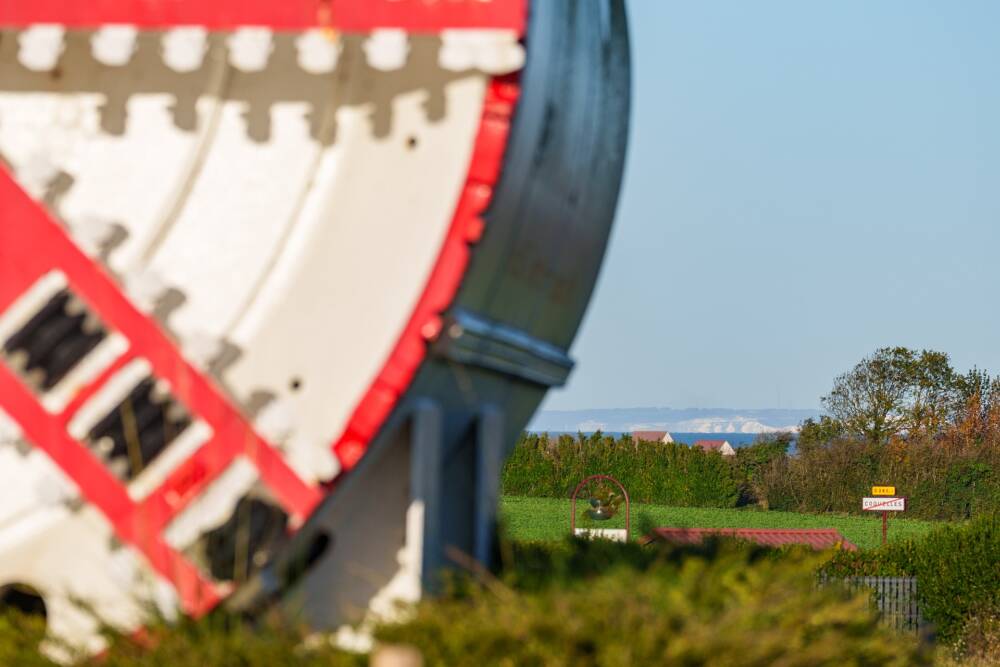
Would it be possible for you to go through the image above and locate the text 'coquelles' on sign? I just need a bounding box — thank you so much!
[862,497,906,512]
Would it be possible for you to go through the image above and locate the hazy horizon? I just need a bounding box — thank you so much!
[529,406,821,435]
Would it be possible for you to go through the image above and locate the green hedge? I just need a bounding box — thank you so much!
[504,431,1000,521]
[756,439,1000,520]
[377,540,929,666]
[822,514,1000,645]
[502,433,743,508]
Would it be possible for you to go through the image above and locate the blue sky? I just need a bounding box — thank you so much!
[542,1,1000,412]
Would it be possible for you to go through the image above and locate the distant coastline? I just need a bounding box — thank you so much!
[527,431,764,449]
[529,406,820,435]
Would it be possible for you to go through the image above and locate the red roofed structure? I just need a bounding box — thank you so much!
[640,527,858,551]
[694,439,736,456]
[631,430,673,444]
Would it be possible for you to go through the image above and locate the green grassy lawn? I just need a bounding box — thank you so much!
[499,495,941,550]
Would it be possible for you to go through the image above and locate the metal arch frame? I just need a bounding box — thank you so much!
[570,474,631,539]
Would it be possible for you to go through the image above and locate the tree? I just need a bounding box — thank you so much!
[821,347,960,443]
[796,416,846,451]
[952,368,1000,441]
[899,348,957,434]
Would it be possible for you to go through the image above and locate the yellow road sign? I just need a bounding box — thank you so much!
[872,486,896,496]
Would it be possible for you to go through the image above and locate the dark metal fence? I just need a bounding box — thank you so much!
[822,576,925,634]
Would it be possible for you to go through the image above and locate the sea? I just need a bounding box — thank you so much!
[527,431,765,449]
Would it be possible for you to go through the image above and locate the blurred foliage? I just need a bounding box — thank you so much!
[0,611,364,666]
[0,612,52,667]
[377,539,930,666]
[823,514,1000,646]
[4,534,997,664]
[945,608,1000,667]
[98,615,365,667]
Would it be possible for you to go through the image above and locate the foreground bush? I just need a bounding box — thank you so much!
[502,433,742,508]
[8,536,995,664]
[0,612,51,667]
[99,617,363,667]
[942,610,1000,666]
[0,612,363,666]
[823,514,1000,646]
[377,540,930,666]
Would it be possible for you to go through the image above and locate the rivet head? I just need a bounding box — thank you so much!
[420,316,443,341]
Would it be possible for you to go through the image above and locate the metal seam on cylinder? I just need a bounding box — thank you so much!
[431,308,573,387]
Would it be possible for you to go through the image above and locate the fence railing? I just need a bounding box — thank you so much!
[821,576,925,634]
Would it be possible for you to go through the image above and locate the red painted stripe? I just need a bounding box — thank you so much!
[0,362,134,522]
[0,0,526,33]
[137,432,239,532]
[0,170,320,604]
[0,241,45,315]
[332,73,520,471]
[141,419,321,530]
[0,174,321,517]
[0,361,220,613]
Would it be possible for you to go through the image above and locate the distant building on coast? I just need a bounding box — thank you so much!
[693,439,736,456]
[631,430,674,444]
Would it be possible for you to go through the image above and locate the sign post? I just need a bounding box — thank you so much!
[862,486,904,546]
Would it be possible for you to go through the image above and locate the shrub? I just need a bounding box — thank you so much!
[0,612,364,666]
[504,431,1000,521]
[0,613,51,667]
[377,540,930,666]
[755,436,1000,520]
[502,433,741,508]
[947,608,1000,666]
[822,514,1000,646]
[2,539,971,665]
[733,434,791,505]
[99,616,364,667]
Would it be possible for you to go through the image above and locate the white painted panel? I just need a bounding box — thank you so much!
[0,31,226,271]
[0,411,80,532]
[224,70,486,476]
[0,422,167,655]
[574,528,629,542]
[0,506,170,658]
[147,98,321,338]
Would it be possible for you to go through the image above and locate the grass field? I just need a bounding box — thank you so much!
[499,496,941,550]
